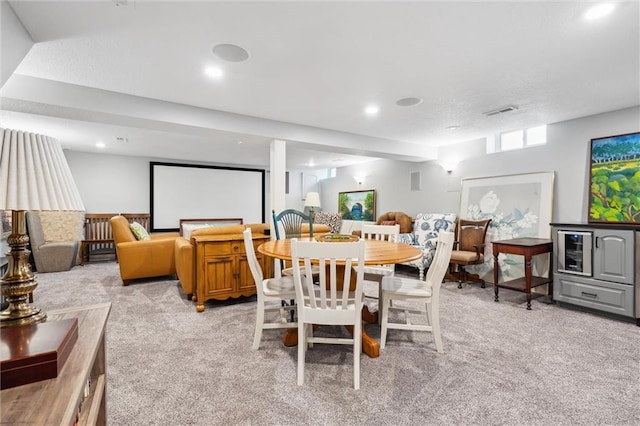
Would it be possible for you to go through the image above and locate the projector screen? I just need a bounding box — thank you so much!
[150,162,265,231]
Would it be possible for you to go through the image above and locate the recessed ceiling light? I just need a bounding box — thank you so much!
[365,105,380,116]
[237,140,243,145]
[212,44,249,62]
[396,97,423,107]
[308,160,315,167]
[584,3,615,20]
[96,142,106,148]
[446,125,460,131]
[205,67,224,78]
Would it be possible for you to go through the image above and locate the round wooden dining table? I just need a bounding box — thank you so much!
[258,237,422,358]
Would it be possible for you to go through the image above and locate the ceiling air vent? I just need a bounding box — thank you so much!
[482,105,519,117]
[114,137,129,143]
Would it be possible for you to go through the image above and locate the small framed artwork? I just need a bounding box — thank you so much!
[338,190,376,221]
[589,131,640,225]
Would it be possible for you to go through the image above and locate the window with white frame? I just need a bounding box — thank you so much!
[486,125,547,153]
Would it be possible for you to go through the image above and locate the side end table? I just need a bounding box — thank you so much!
[492,238,553,310]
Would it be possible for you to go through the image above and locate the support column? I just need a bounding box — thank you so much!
[270,139,287,277]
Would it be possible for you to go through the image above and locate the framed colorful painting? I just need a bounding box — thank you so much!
[589,131,640,225]
[338,190,376,221]
[459,171,555,282]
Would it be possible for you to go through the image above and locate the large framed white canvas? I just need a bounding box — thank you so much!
[459,171,555,282]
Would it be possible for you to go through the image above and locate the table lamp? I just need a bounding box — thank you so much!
[0,128,85,327]
[304,192,321,220]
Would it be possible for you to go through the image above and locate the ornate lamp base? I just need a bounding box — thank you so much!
[0,211,47,328]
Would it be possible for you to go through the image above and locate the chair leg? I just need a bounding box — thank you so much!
[354,319,361,390]
[380,292,390,349]
[457,265,464,289]
[252,298,265,350]
[297,322,305,386]
[428,301,443,353]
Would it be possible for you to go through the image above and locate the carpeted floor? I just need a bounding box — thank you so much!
[31,262,640,425]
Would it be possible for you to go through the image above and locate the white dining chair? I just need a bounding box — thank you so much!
[243,228,297,350]
[380,231,454,353]
[290,238,366,390]
[361,223,400,287]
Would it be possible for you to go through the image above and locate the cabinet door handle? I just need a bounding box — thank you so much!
[581,291,598,298]
[233,245,239,251]
[595,237,599,248]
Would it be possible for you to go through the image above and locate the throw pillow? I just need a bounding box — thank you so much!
[130,222,151,241]
[380,220,396,226]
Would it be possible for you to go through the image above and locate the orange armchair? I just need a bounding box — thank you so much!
[110,215,179,285]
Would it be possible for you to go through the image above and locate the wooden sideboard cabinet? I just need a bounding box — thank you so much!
[1,303,111,425]
[192,234,272,312]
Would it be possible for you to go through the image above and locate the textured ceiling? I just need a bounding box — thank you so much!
[1,1,638,169]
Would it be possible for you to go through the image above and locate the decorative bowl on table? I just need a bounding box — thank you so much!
[314,234,359,242]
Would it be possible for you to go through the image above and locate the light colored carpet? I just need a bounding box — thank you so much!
[30,262,640,425]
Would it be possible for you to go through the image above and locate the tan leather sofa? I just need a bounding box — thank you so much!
[175,222,331,300]
[110,215,179,285]
[376,211,414,233]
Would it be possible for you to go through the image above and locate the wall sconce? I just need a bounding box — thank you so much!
[440,159,459,174]
[353,175,364,185]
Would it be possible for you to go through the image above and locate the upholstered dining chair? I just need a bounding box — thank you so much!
[448,219,492,289]
[380,231,454,353]
[243,228,297,350]
[291,238,366,389]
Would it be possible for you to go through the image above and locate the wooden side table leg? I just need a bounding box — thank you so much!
[525,256,533,310]
[493,253,500,302]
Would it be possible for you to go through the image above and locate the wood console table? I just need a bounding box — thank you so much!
[1,303,111,425]
[492,238,553,310]
[192,233,272,312]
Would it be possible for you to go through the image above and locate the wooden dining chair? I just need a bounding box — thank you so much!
[380,231,454,353]
[291,238,366,389]
[361,223,400,286]
[243,228,297,350]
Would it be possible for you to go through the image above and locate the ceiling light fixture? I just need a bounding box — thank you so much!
[205,67,224,78]
[396,97,423,107]
[96,142,106,148]
[212,44,249,62]
[584,3,615,20]
[446,125,460,131]
[365,105,379,116]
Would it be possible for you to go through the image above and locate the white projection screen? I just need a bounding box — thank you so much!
[150,162,265,231]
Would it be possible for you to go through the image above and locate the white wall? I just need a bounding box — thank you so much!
[65,151,150,213]
[320,106,640,224]
[65,150,324,222]
[65,106,639,224]
[0,1,33,88]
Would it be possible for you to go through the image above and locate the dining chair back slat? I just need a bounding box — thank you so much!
[291,238,366,389]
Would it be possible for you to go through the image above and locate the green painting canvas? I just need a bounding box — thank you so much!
[589,132,640,224]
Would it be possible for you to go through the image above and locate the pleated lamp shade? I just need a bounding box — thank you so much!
[1,128,85,211]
